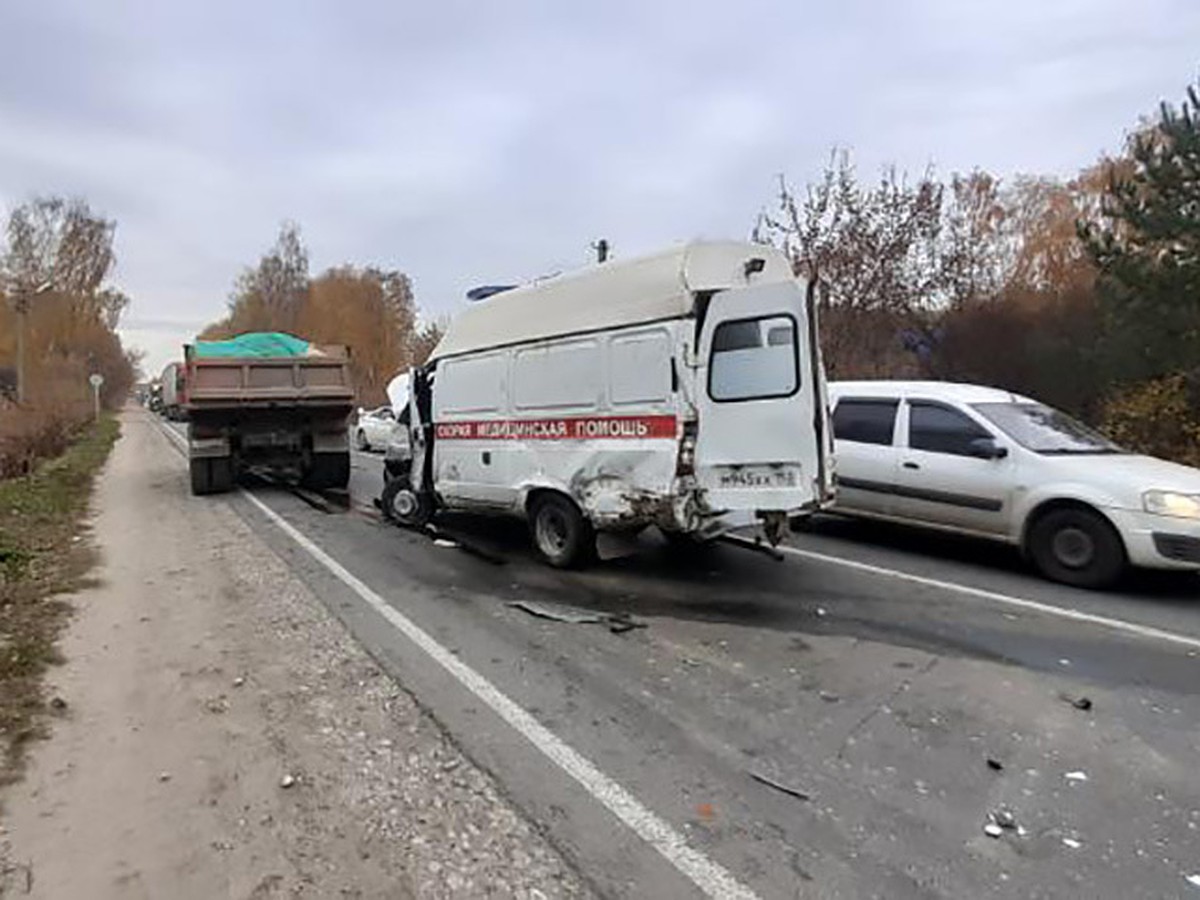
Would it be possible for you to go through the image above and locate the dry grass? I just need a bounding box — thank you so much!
[0,415,118,792]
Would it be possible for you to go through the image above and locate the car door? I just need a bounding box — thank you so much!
[892,399,1015,535]
[830,397,901,516]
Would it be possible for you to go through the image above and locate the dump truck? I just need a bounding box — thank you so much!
[183,332,355,495]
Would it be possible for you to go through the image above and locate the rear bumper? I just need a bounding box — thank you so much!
[1106,508,1200,571]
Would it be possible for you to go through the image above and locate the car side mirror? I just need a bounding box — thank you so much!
[969,437,1008,460]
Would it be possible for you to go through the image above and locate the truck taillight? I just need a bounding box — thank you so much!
[676,421,698,476]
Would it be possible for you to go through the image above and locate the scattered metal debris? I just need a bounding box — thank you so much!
[433,538,459,549]
[506,601,608,624]
[992,808,1017,830]
[280,774,296,789]
[983,822,1003,838]
[749,771,810,801]
[1064,770,1088,783]
[986,757,1004,772]
[1062,837,1082,850]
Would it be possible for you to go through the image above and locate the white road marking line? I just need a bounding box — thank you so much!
[779,545,1200,653]
[240,489,759,900]
[159,421,758,896]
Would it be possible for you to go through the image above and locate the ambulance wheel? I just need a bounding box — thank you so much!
[530,493,594,568]
[381,477,430,528]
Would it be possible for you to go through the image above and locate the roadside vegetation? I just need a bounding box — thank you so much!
[0,414,118,789]
[756,75,1200,466]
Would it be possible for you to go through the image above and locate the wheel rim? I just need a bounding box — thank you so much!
[391,488,418,520]
[1052,526,1095,569]
[535,507,570,557]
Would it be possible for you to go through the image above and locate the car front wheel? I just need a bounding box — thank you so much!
[1028,506,1126,589]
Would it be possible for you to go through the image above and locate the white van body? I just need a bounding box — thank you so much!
[403,241,833,555]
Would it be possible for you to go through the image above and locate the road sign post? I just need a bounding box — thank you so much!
[89,373,105,421]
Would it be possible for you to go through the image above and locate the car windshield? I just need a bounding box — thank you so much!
[972,402,1123,454]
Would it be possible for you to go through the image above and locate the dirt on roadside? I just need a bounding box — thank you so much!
[0,411,590,899]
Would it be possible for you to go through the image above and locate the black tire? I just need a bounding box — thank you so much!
[1027,506,1126,589]
[304,452,350,490]
[209,456,234,493]
[380,477,430,527]
[190,459,211,496]
[356,429,370,451]
[529,493,594,569]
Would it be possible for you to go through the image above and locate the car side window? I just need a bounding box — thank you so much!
[908,401,992,456]
[832,399,899,445]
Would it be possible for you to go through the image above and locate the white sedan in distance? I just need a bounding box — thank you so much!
[353,406,395,452]
[828,381,1200,588]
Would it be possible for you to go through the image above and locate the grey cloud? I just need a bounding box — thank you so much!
[3,0,1199,375]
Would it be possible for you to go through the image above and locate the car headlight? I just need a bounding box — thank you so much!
[1143,490,1200,519]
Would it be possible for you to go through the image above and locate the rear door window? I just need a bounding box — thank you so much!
[708,315,798,402]
[908,401,992,456]
[832,399,899,446]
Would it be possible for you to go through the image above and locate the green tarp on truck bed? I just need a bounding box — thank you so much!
[191,332,312,358]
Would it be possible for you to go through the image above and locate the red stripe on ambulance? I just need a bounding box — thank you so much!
[435,415,677,441]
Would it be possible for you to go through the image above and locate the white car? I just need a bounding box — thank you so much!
[353,406,395,452]
[828,381,1200,588]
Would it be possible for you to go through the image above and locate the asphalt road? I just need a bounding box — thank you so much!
[167,425,1200,899]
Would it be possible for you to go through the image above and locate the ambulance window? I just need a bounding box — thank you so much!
[437,354,504,413]
[514,339,601,410]
[709,314,798,402]
[611,331,670,405]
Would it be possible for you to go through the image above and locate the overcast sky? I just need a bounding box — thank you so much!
[2,0,1198,373]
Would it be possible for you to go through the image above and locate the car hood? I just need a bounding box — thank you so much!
[1042,453,1200,495]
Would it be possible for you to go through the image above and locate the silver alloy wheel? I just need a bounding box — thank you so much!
[1052,526,1095,569]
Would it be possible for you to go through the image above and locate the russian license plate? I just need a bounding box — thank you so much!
[714,465,800,489]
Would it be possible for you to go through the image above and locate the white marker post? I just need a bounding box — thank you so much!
[88,373,104,421]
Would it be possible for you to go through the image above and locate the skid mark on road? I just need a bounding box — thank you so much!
[780,545,1200,654]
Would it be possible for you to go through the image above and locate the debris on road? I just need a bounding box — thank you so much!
[157,772,171,782]
[986,757,1004,771]
[433,538,459,549]
[1185,873,1200,889]
[1062,837,1082,849]
[983,822,1003,838]
[819,691,840,703]
[749,771,810,801]
[506,600,647,635]
[1058,691,1093,710]
[507,601,608,624]
[232,676,245,688]
[48,696,67,711]
[279,774,296,789]
[1064,770,1089,783]
[991,808,1017,830]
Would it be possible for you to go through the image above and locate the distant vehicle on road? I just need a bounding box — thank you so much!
[159,362,187,421]
[828,380,1200,587]
[183,332,355,495]
[384,241,833,567]
[354,406,395,451]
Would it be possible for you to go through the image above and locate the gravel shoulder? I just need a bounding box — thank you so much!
[0,411,589,899]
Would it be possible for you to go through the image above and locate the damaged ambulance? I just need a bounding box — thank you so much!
[383,241,834,567]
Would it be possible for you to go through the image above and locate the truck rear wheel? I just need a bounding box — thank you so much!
[530,493,594,569]
[190,459,211,496]
[304,452,350,490]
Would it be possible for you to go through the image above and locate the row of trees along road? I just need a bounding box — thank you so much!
[197,224,443,406]
[0,198,138,473]
[756,75,1200,466]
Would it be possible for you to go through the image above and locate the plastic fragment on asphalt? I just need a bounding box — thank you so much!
[750,771,810,801]
[984,823,1003,838]
[992,808,1017,830]
[986,757,1004,771]
[158,772,171,782]
[1059,692,1092,711]
[433,538,459,548]
[1062,837,1082,849]
[1064,770,1088,782]
[280,774,296,789]
[232,676,245,688]
[1185,873,1200,888]
[815,607,827,617]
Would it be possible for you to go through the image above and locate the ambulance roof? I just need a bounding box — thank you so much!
[429,241,796,362]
